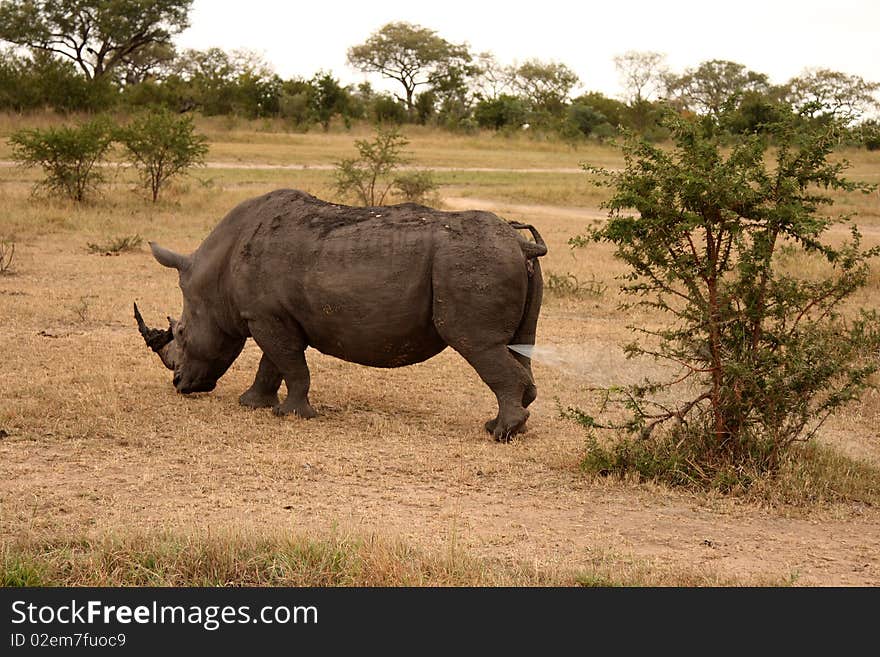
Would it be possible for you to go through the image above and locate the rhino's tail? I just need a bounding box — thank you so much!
[509,221,547,259]
[509,246,543,409]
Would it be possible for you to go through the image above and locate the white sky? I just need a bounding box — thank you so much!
[175,0,880,99]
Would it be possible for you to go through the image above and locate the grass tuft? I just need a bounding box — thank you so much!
[86,234,143,255]
[581,432,880,505]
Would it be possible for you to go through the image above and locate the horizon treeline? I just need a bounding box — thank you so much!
[0,2,878,145]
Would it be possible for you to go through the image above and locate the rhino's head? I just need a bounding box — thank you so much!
[135,242,245,394]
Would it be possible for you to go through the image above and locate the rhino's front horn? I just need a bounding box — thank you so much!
[134,302,178,371]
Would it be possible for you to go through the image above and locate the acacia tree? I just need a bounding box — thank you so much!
[665,59,770,117]
[471,51,513,101]
[347,22,472,115]
[786,68,880,125]
[613,50,668,104]
[114,41,177,86]
[510,59,579,117]
[571,111,880,487]
[0,0,192,81]
[613,50,668,133]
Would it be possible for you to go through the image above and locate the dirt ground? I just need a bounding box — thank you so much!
[2,191,879,587]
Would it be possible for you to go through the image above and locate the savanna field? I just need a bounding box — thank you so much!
[2,115,880,586]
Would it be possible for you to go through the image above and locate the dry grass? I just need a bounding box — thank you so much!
[2,115,880,586]
[2,530,790,587]
[0,531,561,587]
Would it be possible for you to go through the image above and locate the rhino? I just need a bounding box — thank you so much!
[135,189,546,440]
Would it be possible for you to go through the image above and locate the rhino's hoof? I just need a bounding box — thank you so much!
[238,390,280,409]
[272,401,317,419]
[488,411,529,442]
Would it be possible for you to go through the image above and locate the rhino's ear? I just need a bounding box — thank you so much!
[149,242,191,272]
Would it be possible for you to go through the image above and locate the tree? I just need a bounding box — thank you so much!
[666,59,770,117]
[471,51,513,101]
[786,68,880,125]
[116,109,208,202]
[572,92,628,129]
[571,111,880,488]
[0,48,43,111]
[566,102,609,138]
[278,77,315,127]
[474,94,527,130]
[370,94,407,124]
[0,47,115,112]
[510,59,579,117]
[347,22,472,115]
[0,0,192,81]
[9,118,114,202]
[720,88,791,135]
[114,41,177,86]
[309,71,350,131]
[392,170,438,205]
[613,50,669,133]
[858,119,880,151]
[430,59,476,129]
[613,50,668,104]
[172,48,280,117]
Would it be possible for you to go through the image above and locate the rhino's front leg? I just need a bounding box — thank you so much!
[238,352,283,409]
[248,319,317,419]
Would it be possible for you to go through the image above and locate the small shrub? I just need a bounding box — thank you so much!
[8,119,113,202]
[335,128,410,206]
[116,110,209,202]
[87,234,143,255]
[0,241,14,275]
[545,272,607,299]
[393,170,438,204]
[573,407,880,503]
[573,415,766,492]
[371,95,407,124]
[72,296,91,323]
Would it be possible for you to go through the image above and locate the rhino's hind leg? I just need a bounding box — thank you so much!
[248,319,317,419]
[271,350,317,419]
[459,346,531,442]
[238,353,283,409]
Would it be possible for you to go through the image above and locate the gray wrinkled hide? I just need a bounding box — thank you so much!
[142,189,546,441]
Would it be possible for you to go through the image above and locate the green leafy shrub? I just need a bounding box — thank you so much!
[393,170,438,204]
[116,110,208,202]
[335,128,410,206]
[571,111,880,489]
[473,95,527,131]
[9,119,114,202]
